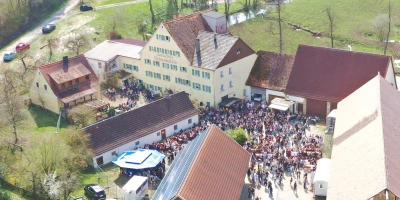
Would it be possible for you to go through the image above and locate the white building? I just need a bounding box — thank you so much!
[84,92,198,168]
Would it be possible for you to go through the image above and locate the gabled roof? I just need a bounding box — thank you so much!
[38,55,99,103]
[328,75,400,199]
[84,40,144,61]
[285,45,392,103]
[163,10,213,63]
[84,92,198,156]
[153,125,251,200]
[192,31,238,70]
[246,51,294,91]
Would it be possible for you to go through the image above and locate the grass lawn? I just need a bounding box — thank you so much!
[84,0,138,7]
[229,0,400,56]
[322,132,333,159]
[0,187,28,200]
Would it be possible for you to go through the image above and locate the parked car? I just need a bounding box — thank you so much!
[80,4,94,11]
[3,51,18,62]
[16,42,30,52]
[42,24,56,34]
[84,184,106,200]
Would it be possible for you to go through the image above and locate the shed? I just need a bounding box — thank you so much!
[313,158,331,196]
[121,176,148,200]
[326,109,337,129]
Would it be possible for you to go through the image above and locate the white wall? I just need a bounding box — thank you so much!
[92,115,199,167]
[385,62,397,89]
[286,95,304,103]
[87,58,105,81]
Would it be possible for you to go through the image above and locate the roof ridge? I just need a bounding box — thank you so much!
[299,44,392,58]
[39,54,83,69]
[164,9,213,24]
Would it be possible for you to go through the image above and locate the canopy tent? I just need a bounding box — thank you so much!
[218,97,242,108]
[113,149,165,169]
[268,98,294,111]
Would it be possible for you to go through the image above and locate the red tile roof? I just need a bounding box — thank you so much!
[163,10,213,63]
[285,45,392,103]
[246,51,294,91]
[178,125,251,200]
[38,55,99,102]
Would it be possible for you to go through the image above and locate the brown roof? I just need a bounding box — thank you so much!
[328,75,400,199]
[153,125,251,200]
[192,31,238,70]
[38,55,99,102]
[83,92,198,156]
[111,39,146,47]
[285,45,392,103]
[246,51,294,91]
[163,10,213,63]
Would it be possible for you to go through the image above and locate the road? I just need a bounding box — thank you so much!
[0,0,146,66]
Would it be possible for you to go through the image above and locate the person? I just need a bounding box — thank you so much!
[304,180,307,189]
[293,181,297,194]
[290,177,293,186]
[296,170,301,180]
[248,186,253,198]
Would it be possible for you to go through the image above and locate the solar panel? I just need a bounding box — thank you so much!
[152,128,209,200]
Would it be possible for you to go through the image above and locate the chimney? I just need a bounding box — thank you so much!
[173,13,179,19]
[213,33,218,49]
[63,56,68,65]
[196,38,200,54]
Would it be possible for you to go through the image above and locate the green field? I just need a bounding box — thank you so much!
[229,0,400,56]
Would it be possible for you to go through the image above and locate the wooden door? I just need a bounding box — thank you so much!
[161,129,166,140]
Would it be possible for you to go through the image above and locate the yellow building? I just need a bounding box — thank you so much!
[29,55,101,114]
[121,10,257,107]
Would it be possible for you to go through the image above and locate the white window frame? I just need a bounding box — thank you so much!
[229,80,233,87]
[153,61,160,67]
[171,65,178,71]
[221,84,224,91]
[180,66,187,73]
[220,71,223,77]
[229,67,232,74]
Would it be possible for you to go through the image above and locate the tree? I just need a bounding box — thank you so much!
[384,0,392,55]
[277,0,283,54]
[224,0,230,16]
[138,21,148,41]
[44,36,59,57]
[371,13,394,50]
[325,6,335,48]
[226,128,248,145]
[69,104,96,127]
[166,0,178,19]
[65,32,89,55]
[16,51,43,91]
[149,0,156,25]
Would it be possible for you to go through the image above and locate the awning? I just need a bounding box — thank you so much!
[60,88,97,103]
[269,103,290,111]
[218,97,241,107]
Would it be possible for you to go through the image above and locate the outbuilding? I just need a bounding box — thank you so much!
[313,158,331,196]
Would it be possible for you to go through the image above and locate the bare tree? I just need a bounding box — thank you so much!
[384,0,392,55]
[149,0,156,25]
[325,6,335,48]
[277,0,283,54]
[224,0,230,16]
[65,33,89,55]
[44,36,59,57]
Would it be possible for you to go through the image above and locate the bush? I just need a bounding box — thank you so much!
[0,191,11,200]
[108,106,116,117]
[226,128,249,145]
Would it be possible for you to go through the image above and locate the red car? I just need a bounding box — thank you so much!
[16,42,30,52]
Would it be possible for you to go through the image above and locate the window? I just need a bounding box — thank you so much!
[207,102,211,107]
[202,85,211,93]
[171,65,178,71]
[176,51,180,57]
[220,71,224,77]
[69,80,73,86]
[76,78,79,83]
[157,132,160,136]
[202,71,211,79]
[174,125,178,130]
[319,184,323,189]
[163,75,170,81]
[163,63,170,69]
[192,69,200,77]
[164,49,169,55]
[243,89,246,96]
[161,35,166,41]
[36,82,39,88]
[193,82,201,90]
[236,48,241,55]
[154,73,161,79]
[148,84,154,90]
[156,34,159,40]
[162,48,165,54]
[188,119,192,124]
[149,46,152,51]
[62,83,66,89]
[146,71,153,77]
[144,59,151,65]
[135,141,140,145]
[180,66,187,72]
[96,156,104,165]
[133,65,139,71]
[153,61,160,67]
[156,86,162,91]
[157,47,161,53]
[44,85,47,90]
[229,67,232,74]
[166,36,170,42]
[175,78,190,86]
[98,62,101,69]
[220,84,224,91]
[86,75,89,80]
[229,80,233,87]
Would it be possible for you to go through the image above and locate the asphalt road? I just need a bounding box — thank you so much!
[0,0,146,66]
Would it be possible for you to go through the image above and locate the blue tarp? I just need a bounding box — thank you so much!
[112,149,165,169]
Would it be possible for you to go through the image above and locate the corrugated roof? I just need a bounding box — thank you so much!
[246,51,294,91]
[84,40,143,61]
[192,31,238,70]
[83,92,198,156]
[328,75,400,199]
[38,55,99,102]
[163,9,213,63]
[285,45,392,103]
[153,125,251,200]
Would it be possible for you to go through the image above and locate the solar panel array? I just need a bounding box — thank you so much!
[152,128,209,200]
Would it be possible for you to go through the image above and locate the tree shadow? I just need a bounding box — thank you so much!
[113,175,130,188]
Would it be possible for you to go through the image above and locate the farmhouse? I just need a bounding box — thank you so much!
[328,75,400,199]
[153,125,250,200]
[84,92,198,167]
[29,55,100,114]
[285,44,397,117]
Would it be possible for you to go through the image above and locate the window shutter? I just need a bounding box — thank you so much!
[202,71,204,78]
[192,69,194,75]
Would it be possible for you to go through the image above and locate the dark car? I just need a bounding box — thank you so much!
[42,24,56,34]
[16,42,30,52]
[3,51,18,62]
[84,184,106,200]
[80,4,94,11]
